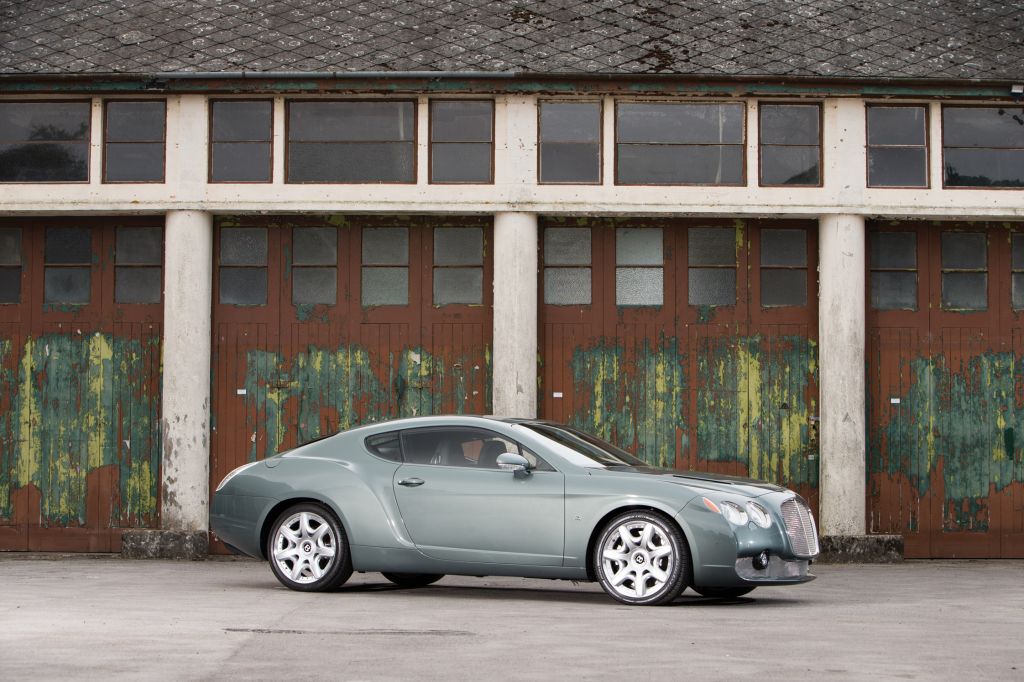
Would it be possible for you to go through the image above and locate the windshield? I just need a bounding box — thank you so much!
[519,423,647,468]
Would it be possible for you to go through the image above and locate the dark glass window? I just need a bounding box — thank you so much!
[867,106,928,188]
[362,227,408,306]
[759,104,821,186]
[0,227,22,304]
[616,103,744,185]
[1013,234,1024,310]
[870,231,917,310]
[104,101,165,182]
[219,227,267,306]
[543,227,591,305]
[0,102,90,182]
[287,101,415,183]
[44,226,91,304]
[941,232,987,310]
[399,427,550,469]
[430,101,493,184]
[616,227,663,306]
[539,101,601,184]
[292,226,337,305]
[210,100,273,183]
[116,226,163,304]
[688,227,736,306]
[760,229,807,307]
[433,227,483,305]
[943,106,1024,188]
[365,432,402,462]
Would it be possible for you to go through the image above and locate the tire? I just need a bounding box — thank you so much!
[692,586,755,599]
[381,572,445,588]
[593,510,690,606]
[267,503,353,592]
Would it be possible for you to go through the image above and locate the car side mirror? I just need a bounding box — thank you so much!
[496,452,531,478]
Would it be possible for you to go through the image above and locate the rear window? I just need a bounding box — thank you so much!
[365,431,401,462]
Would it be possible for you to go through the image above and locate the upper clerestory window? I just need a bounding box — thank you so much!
[539,101,601,184]
[104,100,166,183]
[210,100,273,183]
[0,101,90,182]
[943,106,1024,189]
[867,105,928,188]
[759,103,821,187]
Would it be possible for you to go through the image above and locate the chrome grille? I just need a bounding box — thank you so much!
[781,498,820,557]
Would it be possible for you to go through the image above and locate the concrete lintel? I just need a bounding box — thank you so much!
[818,535,904,564]
[121,530,209,560]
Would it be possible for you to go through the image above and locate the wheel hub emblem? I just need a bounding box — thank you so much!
[302,542,312,553]
[634,553,646,565]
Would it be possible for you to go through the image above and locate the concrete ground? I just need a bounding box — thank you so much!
[0,558,1021,681]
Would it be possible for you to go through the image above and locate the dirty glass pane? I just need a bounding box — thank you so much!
[544,268,590,305]
[688,227,734,266]
[871,271,917,310]
[689,268,735,306]
[871,232,916,269]
[0,227,21,265]
[292,267,337,305]
[361,267,408,306]
[761,269,806,307]
[221,227,267,266]
[220,267,267,305]
[943,148,1024,188]
[761,229,806,266]
[617,144,743,184]
[617,103,744,144]
[0,142,89,182]
[362,227,408,265]
[434,267,483,305]
[116,226,162,265]
[760,104,819,145]
[212,101,272,141]
[45,226,91,264]
[540,143,600,183]
[211,143,272,182]
[293,227,337,265]
[44,266,90,304]
[868,147,927,187]
[867,107,926,146]
[0,101,90,141]
[0,267,21,304]
[431,101,493,142]
[1013,273,1024,310]
[106,101,165,142]
[942,272,987,310]
[943,107,1024,149]
[366,431,401,462]
[617,228,662,265]
[434,227,483,265]
[760,146,819,185]
[1013,234,1024,270]
[289,101,414,142]
[116,266,161,304]
[541,102,601,142]
[430,143,492,183]
[544,228,590,265]
[104,142,164,182]
[616,267,663,306]
[288,142,414,183]
[941,232,986,270]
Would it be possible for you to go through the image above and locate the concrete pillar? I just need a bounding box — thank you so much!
[492,212,538,417]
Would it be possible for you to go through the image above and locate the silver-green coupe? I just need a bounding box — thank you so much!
[211,416,819,605]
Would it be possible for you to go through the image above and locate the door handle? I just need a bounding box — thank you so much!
[397,478,424,487]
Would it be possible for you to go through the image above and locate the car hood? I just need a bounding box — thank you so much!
[595,466,787,498]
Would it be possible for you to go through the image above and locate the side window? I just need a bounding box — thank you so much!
[759,103,821,186]
[365,431,401,462]
[400,428,553,470]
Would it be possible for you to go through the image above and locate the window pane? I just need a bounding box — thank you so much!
[45,226,91,264]
[867,107,926,146]
[362,227,408,265]
[434,227,483,265]
[1013,273,1024,310]
[117,227,162,265]
[431,101,493,142]
[211,143,271,182]
[616,267,663,306]
[617,103,744,144]
[0,228,21,265]
[106,101,165,142]
[544,268,590,305]
[293,227,337,265]
[365,432,402,462]
[868,147,927,187]
[689,268,735,306]
[540,103,601,142]
[212,101,272,141]
[761,229,806,267]
[431,143,492,183]
[544,228,590,266]
[220,267,267,305]
[688,227,734,266]
[761,146,819,185]
[0,142,88,182]
[221,227,267,266]
[362,267,408,306]
[871,232,916,269]
[1014,234,1024,270]
[293,267,337,305]
[288,142,414,183]
[0,101,90,141]
[105,143,164,182]
[116,266,161,304]
[44,266,90,304]
[0,267,21,304]
[617,228,662,265]
[760,105,819,145]
[761,269,806,307]
[434,267,483,305]
[944,107,1024,149]
[871,271,917,310]
[289,101,414,142]
[943,149,1024,188]
[941,232,986,270]
[942,272,987,310]
[540,143,600,183]
[617,144,743,184]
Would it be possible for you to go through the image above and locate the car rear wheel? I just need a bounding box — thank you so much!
[381,572,445,588]
[693,586,755,599]
[267,503,353,592]
[594,510,690,606]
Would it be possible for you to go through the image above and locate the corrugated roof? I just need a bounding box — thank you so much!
[1,0,1021,81]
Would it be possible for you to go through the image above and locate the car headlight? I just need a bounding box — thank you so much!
[746,501,772,528]
[215,461,259,492]
[720,501,749,526]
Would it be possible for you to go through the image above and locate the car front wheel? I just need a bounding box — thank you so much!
[594,510,690,606]
[267,503,353,592]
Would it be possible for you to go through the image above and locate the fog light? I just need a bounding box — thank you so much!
[752,550,770,570]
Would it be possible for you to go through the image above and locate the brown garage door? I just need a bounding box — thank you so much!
[539,218,819,513]
[867,221,1024,558]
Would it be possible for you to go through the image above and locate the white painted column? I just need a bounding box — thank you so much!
[492,211,538,417]
[818,214,867,537]
[161,210,213,532]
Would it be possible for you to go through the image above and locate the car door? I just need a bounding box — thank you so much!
[392,427,565,566]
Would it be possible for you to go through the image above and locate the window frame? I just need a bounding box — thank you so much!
[102,98,167,184]
[941,103,1024,190]
[865,103,930,189]
[0,99,92,184]
[536,99,603,185]
[757,102,823,188]
[208,98,274,185]
[428,99,495,185]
